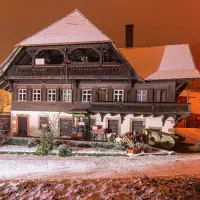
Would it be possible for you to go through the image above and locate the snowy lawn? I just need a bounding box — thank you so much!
[0,145,126,155]
[0,153,200,180]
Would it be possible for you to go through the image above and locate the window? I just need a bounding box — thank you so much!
[63,89,72,102]
[39,116,49,130]
[113,90,124,102]
[48,89,56,101]
[33,89,41,101]
[137,90,147,102]
[18,89,26,101]
[82,90,91,102]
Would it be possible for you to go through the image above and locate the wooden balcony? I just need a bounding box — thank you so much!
[10,63,125,79]
[89,102,190,115]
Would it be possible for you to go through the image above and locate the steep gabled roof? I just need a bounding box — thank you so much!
[119,44,200,80]
[17,9,112,47]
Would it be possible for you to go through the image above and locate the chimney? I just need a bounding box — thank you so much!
[125,24,134,48]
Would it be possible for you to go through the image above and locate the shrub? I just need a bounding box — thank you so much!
[27,138,40,147]
[7,137,29,146]
[58,144,72,157]
[36,133,54,156]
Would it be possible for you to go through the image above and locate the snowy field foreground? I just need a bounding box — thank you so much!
[0,153,200,180]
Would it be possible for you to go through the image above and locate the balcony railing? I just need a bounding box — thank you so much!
[12,63,122,79]
[89,102,190,115]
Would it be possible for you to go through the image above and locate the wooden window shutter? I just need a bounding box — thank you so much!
[130,89,136,102]
[76,89,82,102]
[60,89,63,101]
[155,90,161,102]
[107,88,113,101]
[124,89,129,102]
[41,88,47,101]
[27,87,32,101]
[56,88,60,101]
[161,90,167,102]
[147,89,154,102]
[92,88,98,102]
[13,84,18,100]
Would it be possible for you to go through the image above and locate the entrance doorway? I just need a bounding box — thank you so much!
[108,120,119,135]
[18,116,28,137]
[60,118,72,138]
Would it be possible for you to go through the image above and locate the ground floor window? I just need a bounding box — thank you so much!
[39,116,49,130]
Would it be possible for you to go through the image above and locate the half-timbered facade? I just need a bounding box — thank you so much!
[0,9,199,139]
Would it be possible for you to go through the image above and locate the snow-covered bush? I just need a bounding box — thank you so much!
[58,144,72,157]
[36,133,53,156]
[27,138,40,147]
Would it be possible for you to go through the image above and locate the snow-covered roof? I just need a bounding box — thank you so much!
[17,9,112,47]
[119,44,200,80]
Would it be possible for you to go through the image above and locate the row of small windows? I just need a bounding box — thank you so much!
[18,89,153,102]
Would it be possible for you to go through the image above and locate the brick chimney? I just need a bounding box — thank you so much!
[125,24,134,48]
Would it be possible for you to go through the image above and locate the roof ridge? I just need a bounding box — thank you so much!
[16,9,80,46]
[76,10,111,41]
[17,9,111,46]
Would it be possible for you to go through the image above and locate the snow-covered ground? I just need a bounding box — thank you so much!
[0,153,200,180]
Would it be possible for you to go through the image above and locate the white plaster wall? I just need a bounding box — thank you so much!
[91,113,175,135]
[11,110,175,137]
[11,110,72,137]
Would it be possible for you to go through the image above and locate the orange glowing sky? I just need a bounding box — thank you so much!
[1,0,200,68]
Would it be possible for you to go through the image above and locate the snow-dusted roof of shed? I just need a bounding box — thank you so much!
[119,44,200,80]
[17,9,112,47]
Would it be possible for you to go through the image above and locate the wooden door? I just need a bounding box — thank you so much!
[60,118,72,138]
[132,121,144,134]
[18,116,27,137]
[98,88,107,102]
[108,120,118,135]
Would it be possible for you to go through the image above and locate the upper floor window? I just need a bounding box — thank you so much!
[82,90,91,102]
[68,48,100,63]
[113,90,124,102]
[48,89,56,102]
[137,90,147,102]
[33,89,41,101]
[18,89,26,101]
[63,89,72,102]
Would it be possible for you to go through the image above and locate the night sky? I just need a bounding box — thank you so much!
[1,0,200,68]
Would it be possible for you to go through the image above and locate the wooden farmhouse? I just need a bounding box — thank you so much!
[0,9,199,140]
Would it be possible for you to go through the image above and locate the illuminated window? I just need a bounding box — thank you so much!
[113,90,124,102]
[18,89,26,101]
